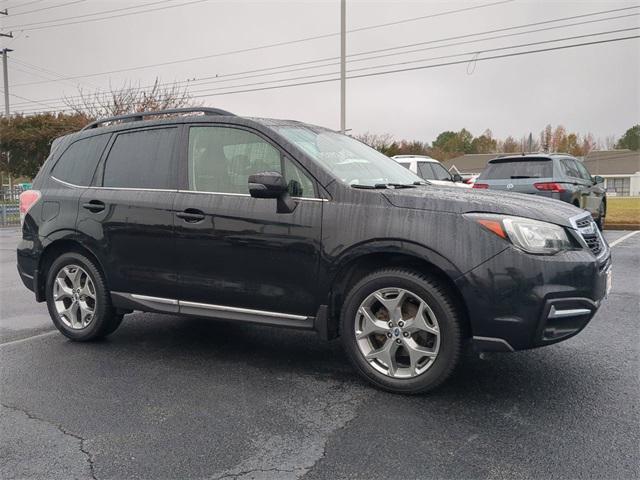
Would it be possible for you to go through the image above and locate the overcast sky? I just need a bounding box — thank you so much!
[1,0,639,143]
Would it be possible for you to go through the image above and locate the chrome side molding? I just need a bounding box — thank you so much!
[111,292,313,329]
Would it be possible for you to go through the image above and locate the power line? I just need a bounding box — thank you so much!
[2,0,46,10]
[187,35,640,100]
[9,7,638,99]
[7,0,516,84]
[9,10,639,107]
[14,33,640,114]
[2,0,207,30]
[7,0,88,17]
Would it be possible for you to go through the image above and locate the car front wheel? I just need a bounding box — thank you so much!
[340,269,463,394]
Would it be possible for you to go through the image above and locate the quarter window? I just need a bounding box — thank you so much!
[51,134,110,186]
[560,158,581,179]
[188,126,315,198]
[102,128,177,189]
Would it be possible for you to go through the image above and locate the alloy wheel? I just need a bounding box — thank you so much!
[53,264,97,330]
[354,287,440,379]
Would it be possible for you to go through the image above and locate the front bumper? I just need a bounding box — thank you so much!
[456,247,611,352]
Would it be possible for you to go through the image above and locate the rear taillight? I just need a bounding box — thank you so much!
[473,183,489,189]
[534,182,565,193]
[19,190,41,227]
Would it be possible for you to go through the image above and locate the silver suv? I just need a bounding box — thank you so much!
[473,154,607,229]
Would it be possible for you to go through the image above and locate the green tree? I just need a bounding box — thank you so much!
[0,113,87,179]
[470,129,497,153]
[616,125,640,151]
[432,129,473,154]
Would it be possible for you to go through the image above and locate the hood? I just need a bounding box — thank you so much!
[382,185,583,227]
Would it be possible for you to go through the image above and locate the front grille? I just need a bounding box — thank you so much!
[583,234,602,256]
[575,218,592,229]
[573,215,604,257]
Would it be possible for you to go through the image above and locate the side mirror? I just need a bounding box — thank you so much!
[248,171,287,198]
[248,171,297,213]
[452,173,463,182]
[593,175,604,185]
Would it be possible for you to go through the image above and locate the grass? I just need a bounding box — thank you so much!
[607,197,640,225]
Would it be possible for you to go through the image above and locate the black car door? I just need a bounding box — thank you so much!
[173,124,323,316]
[76,125,180,300]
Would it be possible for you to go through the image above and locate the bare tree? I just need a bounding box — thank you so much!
[64,79,200,119]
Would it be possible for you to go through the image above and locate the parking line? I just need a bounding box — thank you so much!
[609,230,640,248]
[0,330,57,349]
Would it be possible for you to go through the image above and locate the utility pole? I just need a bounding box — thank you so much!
[340,0,346,133]
[1,48,12,194]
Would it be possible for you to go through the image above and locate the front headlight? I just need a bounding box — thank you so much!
[467,214,572,255]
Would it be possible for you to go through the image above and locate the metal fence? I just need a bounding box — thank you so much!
[1,189,21,227]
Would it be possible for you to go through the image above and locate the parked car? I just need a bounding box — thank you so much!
[473,154,607,229]
[18,109,611,394]
[392,155,470,188]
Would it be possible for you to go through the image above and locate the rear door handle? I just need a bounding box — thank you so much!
[82,200,105,213]
[176,209,205,223]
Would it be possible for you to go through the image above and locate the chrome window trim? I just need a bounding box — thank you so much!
[89,186,177,193]
[51,176,84,189]
[51,176,177,193]
[176,189,328,202]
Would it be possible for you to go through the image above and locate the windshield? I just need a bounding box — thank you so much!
[275,126,424,187]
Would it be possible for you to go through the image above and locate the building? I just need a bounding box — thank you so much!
[443,150,640,196]
[581,150,640,197]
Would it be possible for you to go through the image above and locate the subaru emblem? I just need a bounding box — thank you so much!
[393,327,401,337]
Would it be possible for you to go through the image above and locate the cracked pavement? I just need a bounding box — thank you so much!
[1,228,639,479]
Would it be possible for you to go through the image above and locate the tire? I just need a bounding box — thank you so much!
[45,251,123,341]
[340,269,463,394]
[596,202,606,231]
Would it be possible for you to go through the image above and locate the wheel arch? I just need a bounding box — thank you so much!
[36,236,107,302]
[324,242,470,340]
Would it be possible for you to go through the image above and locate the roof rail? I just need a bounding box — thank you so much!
[81,107,235,131]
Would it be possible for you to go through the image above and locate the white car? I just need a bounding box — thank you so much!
[392,155,471,188]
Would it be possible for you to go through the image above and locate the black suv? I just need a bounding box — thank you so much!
[18,108,611,394]
[473,154,607,229]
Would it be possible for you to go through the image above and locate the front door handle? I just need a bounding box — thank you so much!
[82,200,105,213]
[176,209,205,223]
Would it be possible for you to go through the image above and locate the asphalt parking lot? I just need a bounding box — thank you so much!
[1,227,638,480]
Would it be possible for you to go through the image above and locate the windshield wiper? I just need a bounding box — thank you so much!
[386,182,428,188]
[350,183,388,189]
[510,175,538,179]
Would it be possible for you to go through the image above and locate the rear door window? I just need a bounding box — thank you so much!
[430,163,453,181]
[417,162,435,180]
[102,128,178,189]
[51,134,110,186]
[480,160,552,179]
[574,161,593,182]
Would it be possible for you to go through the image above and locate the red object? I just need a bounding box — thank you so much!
[534,182,565,192]
[19,190,41,225]
[477,219,507,239]
[473,183,489,189]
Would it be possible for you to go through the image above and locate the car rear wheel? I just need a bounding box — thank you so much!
[340,269,463,394]
[46,252,123,341]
